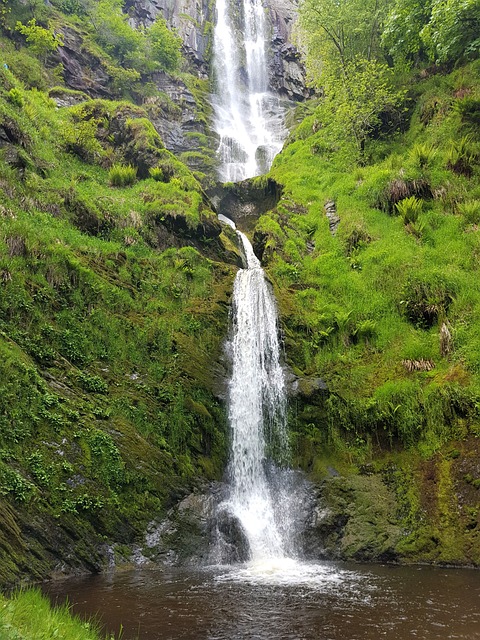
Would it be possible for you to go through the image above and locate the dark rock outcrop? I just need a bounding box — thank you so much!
[267,0,311,100]
[325,200,340,235]
[303,475,403,562]
[145,72,217,176]
[57,27,111,98]
[209,178,283,232]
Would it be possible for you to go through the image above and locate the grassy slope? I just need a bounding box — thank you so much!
[0,43,236,583]
[261,61,480,563]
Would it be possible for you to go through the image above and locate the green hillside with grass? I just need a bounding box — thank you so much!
[0,0,238,585]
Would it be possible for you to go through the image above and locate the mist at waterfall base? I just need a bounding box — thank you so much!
[212,0,287,182]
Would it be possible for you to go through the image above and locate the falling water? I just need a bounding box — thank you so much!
[212,0,287,181]
[221,221,296,563]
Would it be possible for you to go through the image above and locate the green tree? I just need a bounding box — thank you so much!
[421,0,480,64]
[146,17,182,73]
[298,0,402,158]
[89,2,181,73]
[91,0,142,64]
[381,0,432,66]
[320,56,404,157]
[15,19,63,60]
[298,0,393,83]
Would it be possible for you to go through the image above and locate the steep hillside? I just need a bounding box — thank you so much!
[258,59,480,564]
[0,15,240,582]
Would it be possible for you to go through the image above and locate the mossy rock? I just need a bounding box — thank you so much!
[304,474,403,562]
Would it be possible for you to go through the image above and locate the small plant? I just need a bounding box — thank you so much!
[409,143,436,168]
[395,196,423,225]
[15,19,63,61]
[109,163,137,187]
[149,166,164,182]
[7,87,24,107]
[457,199,480,225]
[354,319,377,343]
[77,372,108,394]
[446,135,477,177]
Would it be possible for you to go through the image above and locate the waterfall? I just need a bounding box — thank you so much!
[221,224,296,562]
[212,0,287,182]
[212,0,301,568]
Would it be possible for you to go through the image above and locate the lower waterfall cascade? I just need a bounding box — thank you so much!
[216,217,302,568]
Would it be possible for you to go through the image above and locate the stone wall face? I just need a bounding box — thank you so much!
[266,0,310,100]
[126,0,214,75]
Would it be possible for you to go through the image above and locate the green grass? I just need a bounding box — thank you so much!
[267,60,480,462]
[0,589,111,640]
[108,163,137,186]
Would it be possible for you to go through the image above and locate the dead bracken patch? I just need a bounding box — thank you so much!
[379,178,432,214]
[402,359,435,372]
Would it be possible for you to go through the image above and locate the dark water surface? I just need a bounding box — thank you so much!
[43,562,480,640]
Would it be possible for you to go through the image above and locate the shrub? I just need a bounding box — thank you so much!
[446,135,477,177]
[457,199,480,225]
[395,196,424,224]
[7,88,24,107]
[146,17,182,72]
[109,163,137,186]
[400,272,457,328]
[409,143,437,168]
[149,166,165,181]
[15,19,63,61]
[77,372,108,394]
[378,177,432,213]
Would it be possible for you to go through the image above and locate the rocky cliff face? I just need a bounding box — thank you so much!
[266,0,311,101]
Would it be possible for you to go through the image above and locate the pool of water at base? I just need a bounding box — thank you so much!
[43,560,480,640]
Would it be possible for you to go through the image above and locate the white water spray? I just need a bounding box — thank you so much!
[212,0,287,181]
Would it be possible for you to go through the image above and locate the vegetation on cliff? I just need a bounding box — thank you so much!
[0,1,237,586]
[256,0,480,564]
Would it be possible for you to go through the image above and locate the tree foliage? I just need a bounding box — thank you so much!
[318,57,404,156]
[298,0,402,157]
[382,0,480,66]
[15,18,63,60]
[422,0,480,64]
[298,0,393,82]
[381,0,432,65]
[90,0,182,72]
[146,17,182,73]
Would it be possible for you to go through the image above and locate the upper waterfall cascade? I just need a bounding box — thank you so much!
[212,0,287,182]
